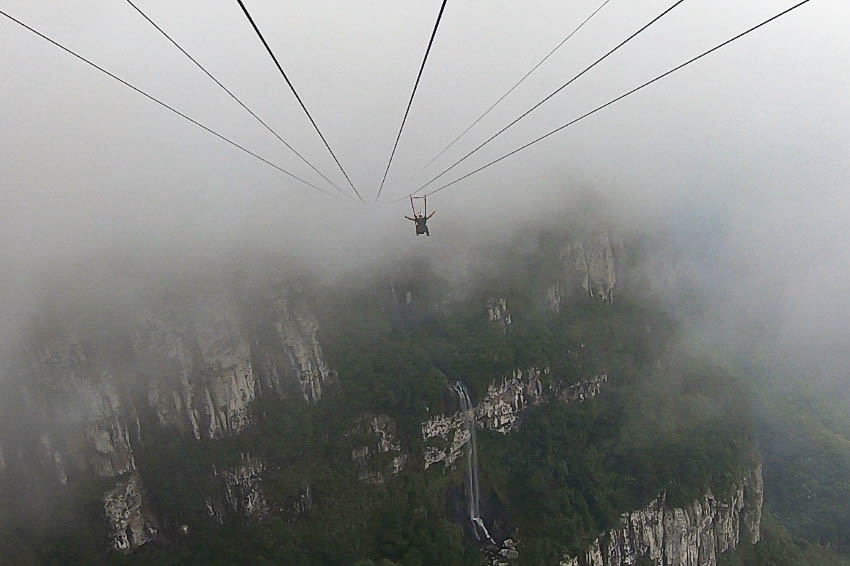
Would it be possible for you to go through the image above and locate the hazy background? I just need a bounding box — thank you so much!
[2,0,849,386]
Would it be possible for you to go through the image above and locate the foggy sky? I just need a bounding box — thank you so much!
[2,0,849,385]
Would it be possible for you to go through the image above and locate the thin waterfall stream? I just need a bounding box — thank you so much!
[452,381,495,544]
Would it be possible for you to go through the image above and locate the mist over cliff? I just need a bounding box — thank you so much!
[0,193,847,564]
[3,1,849,400]
[2,1,850,563]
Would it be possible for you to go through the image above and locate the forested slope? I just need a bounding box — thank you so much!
[0,224,846,565]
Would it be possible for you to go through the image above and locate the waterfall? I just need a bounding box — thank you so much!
[452,382,495,544]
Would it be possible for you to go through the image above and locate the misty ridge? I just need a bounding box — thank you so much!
[2,184,847,397]
[0,185,845,489]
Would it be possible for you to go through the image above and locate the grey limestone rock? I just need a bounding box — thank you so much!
[561,466,764,566]
[422,368,608,468]
[103,473,158,553]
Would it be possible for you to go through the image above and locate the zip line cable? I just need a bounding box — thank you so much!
[409,0,613,183]
[406,0,688,199]
[235,0,364,203]
[374,0,450,202]
[124,0,346,197]
[0,9,339,200]
[403,0,815,201]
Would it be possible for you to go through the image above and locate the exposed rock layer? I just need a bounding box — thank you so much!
[350,414,408,484]
[1,287,333,552]
[560,465,764,566]
[103,473,158,553]
[422,369,608,468]
[206,454,270,523]
[549,231,617,311]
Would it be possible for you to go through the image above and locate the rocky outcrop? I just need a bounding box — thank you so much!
[207,454,269,523]
[138,287,335,440]
[21,287,334,452]
[487,298,512,333]
[11,337,157,552]
[39,432,69,484]
[546,283,564,314]
[194,298,256,438]
[136,293,256,440]
[290,484,313,519]
[476,368,547,433]
[559,374,608,404]
[251,287,336,403]
[135,313,201,438]
[350,414,408,484]
[1,283,335,554]
[560,466,764,566]
[580,232,617,303]
[497,538,521,563]
[741,464,764,545]
[103,473,158,553]
[549,232,617,311]
[422,410,470,469]
[423,369,608,468]
[9,338,139,483]
[223,455,269,518]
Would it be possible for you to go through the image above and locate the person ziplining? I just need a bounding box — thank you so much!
[405,196,435,236]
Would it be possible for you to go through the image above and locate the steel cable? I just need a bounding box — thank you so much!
[0,9,339,200]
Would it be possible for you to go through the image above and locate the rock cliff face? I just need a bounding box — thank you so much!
[16,338,139,481]
[350,414,409,484]
[0,285,334,552]
[422,369,608,468]
[136,293,256,441]
[104,473,159,553]
[138,287,335,442]
[423,409,470,469]
[487,298,512,334]
[549,232,617,311]
[206,454,270,523]
[250,286,336,403]
[476,368,547,433]
[0,335,157,555]
[560,465,764,566]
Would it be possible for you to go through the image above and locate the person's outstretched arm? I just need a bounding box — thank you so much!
[426,211,436,220]
[404,216,415,221]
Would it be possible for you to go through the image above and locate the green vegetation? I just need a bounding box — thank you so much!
[719,511,850,566]
[120,468,478,566]
[316,245,675,447]
[755,385,850,554]
[115,271,758,565]
[0,473,115,565]
[1,231,847,565]
[478,354,756,564]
